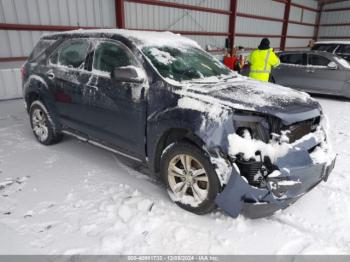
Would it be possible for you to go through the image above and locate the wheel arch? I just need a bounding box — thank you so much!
[153,128,207,175]
[23,75,53,111]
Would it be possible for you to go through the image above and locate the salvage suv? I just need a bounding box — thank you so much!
[22,29,336,218]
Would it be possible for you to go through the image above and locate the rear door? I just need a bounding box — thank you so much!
[47,38,91,131]
[304,54,346,94]
[272,53,309,90]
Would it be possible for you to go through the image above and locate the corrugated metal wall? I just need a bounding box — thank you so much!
[0,0,115,26]
[2,0,345,100]
[0,0,324,59]
[235,0,284,49]
[0,0,116,58]
[0,69,21,100]
[286,0,318,48]
[0,30,48,58]
[0,0,116,99]
[0,0,324,60]
[319,1,350,40]
[124,0,229,50]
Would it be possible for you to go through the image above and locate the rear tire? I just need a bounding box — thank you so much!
[29,101,62,145]
[160,142,221,215]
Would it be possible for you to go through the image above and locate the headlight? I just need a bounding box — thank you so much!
[232,111,270,142]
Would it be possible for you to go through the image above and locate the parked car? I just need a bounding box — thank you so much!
[312,41,350,62]
[271,50,350,98]
[22,29,335,218]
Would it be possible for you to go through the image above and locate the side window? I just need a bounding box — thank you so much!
[58,40,89,68]
[29,39,56,61]
[308,55,331,67]
[93,41,136,74]
[50,52,59,65]
[337,45,350,54]
[280,54,305,65]
[312,44,338,52]
[50,40,89,68]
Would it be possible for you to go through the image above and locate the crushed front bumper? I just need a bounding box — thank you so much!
[215,132,336,219]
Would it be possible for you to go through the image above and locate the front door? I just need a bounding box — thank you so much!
[303,54,346,94]
[272,53,309,90]
[79,40,147,159]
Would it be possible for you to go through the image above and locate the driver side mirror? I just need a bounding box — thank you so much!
[327,61,338,70]
[111,66,144,83]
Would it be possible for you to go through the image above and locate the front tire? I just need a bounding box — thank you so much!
[29,101,62,145]
[160,142,221,215]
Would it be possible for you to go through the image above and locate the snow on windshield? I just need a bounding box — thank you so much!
[148,48,176,65]
[142,45,235,84]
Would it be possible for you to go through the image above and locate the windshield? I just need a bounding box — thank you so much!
[334,56,350,69]
[142,45,235,83]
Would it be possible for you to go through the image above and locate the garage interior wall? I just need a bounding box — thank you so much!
[0,0,349,99]
[318,1,350,40]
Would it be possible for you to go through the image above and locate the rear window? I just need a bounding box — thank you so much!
[28,39,56,61]
[337,44,350,54]
[279,54,306,65]
[312,44,338,53]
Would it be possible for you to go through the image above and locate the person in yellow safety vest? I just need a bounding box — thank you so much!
[248,38,280,82]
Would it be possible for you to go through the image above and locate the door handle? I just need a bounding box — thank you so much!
[47,71,55,80]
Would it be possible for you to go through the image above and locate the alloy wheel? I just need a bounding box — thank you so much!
[31,108,49,142]
[168,154,209,206]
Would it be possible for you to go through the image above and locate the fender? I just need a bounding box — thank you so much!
[23,74,62,132]
[23,75,54,107]
[147,105,236,175]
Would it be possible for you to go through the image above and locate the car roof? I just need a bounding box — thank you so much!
[315,41,350,45]
[42,29,200,49]
[278,50,343,61]
[279,50,334,56]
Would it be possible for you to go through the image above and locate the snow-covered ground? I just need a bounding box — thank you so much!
[0,98,350,255]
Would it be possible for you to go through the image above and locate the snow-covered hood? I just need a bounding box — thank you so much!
[176,76,321,125]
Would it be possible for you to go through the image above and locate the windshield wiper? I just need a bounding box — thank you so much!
[222,75,237,81]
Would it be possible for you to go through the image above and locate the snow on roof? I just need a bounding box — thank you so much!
[315,41,350,45]
[48,29,201,48]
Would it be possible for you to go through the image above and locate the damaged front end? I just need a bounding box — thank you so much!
[214,110,336,219]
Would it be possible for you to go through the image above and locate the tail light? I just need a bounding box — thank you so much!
[20,66,26,79]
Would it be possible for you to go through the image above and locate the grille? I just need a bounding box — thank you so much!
[268,116,320,143]
[236,158,263,187]
[282,117,320,143]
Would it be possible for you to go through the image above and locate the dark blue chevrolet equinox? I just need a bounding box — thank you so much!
[22,29,336,218]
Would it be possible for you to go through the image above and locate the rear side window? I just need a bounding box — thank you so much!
[93,41,137,74]
[59,41,89,68]
[308,54,331,66]
[29,39,56,61]
[312,44,338,52]
[50,40,89,69]
[279,54,306,65]
[337,45,350,54]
